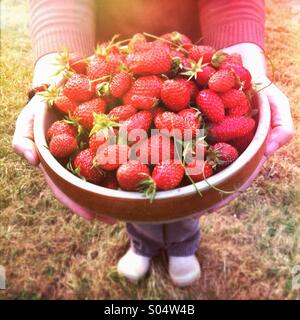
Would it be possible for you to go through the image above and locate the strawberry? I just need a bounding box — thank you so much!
[209,142,239,168]
[211,51,243,68]
[154,111,190,138]
[123,75,163,105]
[195,65,216,86]
[161,79,190,112]
[130,95,158,110]
[106,52,126,74]
[108,105,137,122]
[220,63,252,90]
[152,159,184,190]
[119,111,153,144]
[117,160,150,191]
[208,69,236,93]
[49,134,77,158]
[73,97,107,130]
[178,108,201,136]
[188,45,216,64]
[185,80,199,101]
[86,58,111,83]
[160,32,193,50]
[128,33,149,52]
[152,106,166,122]
[209,116,256,141]
[110,72,132,98]
[89,128,118,155]
[229,130,254,154]
[47,120,77,140]
[101,172,119,189]
[63,74,94,102]
[135,134,175,164]
[68,52,87,74]
[196,89,225,123]
[96,144,130,171]
[185,160,213,182]
[220,89,250,116]
[73,149,105,184]
[126,48,172,75]
[54,94,78,114]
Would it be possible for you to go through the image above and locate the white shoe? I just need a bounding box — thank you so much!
[117,248,151,282]
[168,255,201,287]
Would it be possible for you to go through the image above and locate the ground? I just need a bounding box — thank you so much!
[0,0,299,300]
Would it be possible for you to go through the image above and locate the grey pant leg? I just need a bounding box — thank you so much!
[126,223,164,258]
[165,218,200,257]
[126,218,200,258]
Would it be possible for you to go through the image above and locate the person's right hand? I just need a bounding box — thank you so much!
[12,53,117,224]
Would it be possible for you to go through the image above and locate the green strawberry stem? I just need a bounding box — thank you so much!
[90,113,120,137]
[138,175,157,203]
[90,75,111,84]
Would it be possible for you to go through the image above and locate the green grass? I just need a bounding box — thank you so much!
[0,0,300,299]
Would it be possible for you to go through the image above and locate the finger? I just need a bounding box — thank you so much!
[12,96,42,166]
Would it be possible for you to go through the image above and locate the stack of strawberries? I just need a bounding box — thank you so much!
[42,31,257,200]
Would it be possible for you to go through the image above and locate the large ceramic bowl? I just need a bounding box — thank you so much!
[34,92,270,223]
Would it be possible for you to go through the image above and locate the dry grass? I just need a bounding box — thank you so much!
[0,0,300,300]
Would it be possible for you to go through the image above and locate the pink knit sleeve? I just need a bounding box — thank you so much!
[29,0,96,62]
[198,0,265,49]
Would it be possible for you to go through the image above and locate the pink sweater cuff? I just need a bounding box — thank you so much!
[199,0,265,49]
[29,0,96,62]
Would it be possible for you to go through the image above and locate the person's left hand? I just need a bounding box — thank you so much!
[223,43,294,156]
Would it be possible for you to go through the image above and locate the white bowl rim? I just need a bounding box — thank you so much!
[34,92,270,200]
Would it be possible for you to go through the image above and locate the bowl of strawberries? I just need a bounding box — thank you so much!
[34,32,270,223]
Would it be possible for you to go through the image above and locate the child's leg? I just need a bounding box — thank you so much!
[126,223,164,257]
[165,218,200,257]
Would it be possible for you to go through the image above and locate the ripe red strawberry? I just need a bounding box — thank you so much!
[152,106,166,122]
[130,95,158,110]
[123,75,163,105]
[106,52,126,74]
[73,149,105,184]
[178,108,201,136]
[86,58,111,83]
[73,98,107,130]
[152,159,184,190]
[96,144,130,171]
[195,65,216,86]
[117,160,150,191]
[196,89,225,123]
[209,142,239,167]
[54,94,78,114]
[47,120,77,140]
[229,130,254,154]
[220,89,250,116]
[209,116,256,141]
[208,69,236,93]
[119,111,153,144]
[49,134,77,158]
[135,134,175,164]
[68,52,87,74]
[220,63,252,90]
[110,72,132,98]
[154,111,190,137]
[161,79,190,112]
[63,74,94,102]
[101,172,119,189]
[185,80,199,101]
[188,45,216,64]
[108,105,137,122]
[89,128,118,155]
[126,48,172,75]
[186,160,213,182]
